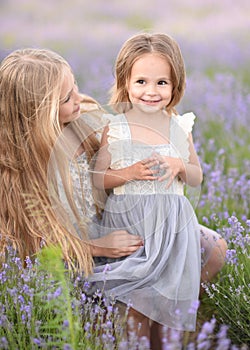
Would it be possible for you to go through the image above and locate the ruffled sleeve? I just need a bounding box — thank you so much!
[170,112,196,162]
[103,113,132,169]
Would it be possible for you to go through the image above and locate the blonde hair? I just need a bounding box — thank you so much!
[109,32,186,114]
[0,48,95,274]
[65,96,106,219]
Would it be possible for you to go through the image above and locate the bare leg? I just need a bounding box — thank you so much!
[150,321,164,350]
[199,224,228,290]
[127,308,150,339]
[150,322,183,350]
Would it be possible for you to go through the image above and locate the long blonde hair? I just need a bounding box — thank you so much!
[109,32,186,114]
[0,48,95,274]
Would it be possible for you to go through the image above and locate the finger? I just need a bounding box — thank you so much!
[158,169,171,182]
[117,241,143,248]
[121,236,144,246]
[142,157,159,166]
[129,240,144,247]
[152,153,163,162]
[159,174,175,184]
[117,236,143,247]
[147,160,160,169]
[116,245,142,257]
[165,175,175,189]
[148,153,159,160]
[119,231,142,239]
[141,158,150,165]
[143,175,159,181]
[145,167,159,176]
[140,168,159,179]
[159,162,169,169]
[148,155,160,163]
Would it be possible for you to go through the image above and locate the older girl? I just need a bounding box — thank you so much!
[0,48,142,272]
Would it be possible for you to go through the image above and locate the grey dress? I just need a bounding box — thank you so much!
[88,112,201,331]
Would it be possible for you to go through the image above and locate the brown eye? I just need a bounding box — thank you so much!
[158,80,167,85]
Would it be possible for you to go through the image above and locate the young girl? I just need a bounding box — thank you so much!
[90,32,207,340]
[0,48,143,272]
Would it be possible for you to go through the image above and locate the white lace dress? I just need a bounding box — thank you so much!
[88,112,201,331]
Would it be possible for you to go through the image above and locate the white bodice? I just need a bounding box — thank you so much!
[104,112,196,196]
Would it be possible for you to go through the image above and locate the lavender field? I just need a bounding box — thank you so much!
[1,0,250,349]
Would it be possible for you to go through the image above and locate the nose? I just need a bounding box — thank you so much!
[73,84,81,104]
[145,83,157,95]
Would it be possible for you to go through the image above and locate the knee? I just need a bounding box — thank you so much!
[201,236,228,283]
[216,236,228,266]
[220,236,228,256]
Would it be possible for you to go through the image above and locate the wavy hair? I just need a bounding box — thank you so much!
[109,32,186,114]
[0,48,96,274]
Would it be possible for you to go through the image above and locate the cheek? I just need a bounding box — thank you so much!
[59,105,69,123]
[164,87,173,98]
[129,86,139,97]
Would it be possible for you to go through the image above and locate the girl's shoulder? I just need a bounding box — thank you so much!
[103,113,129,145]
[170,112,197,162]
[171,112,196,134]
[102,113,125,124]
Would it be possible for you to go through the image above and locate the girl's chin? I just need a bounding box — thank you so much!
[73,110,81,119]
[134,103,161,113]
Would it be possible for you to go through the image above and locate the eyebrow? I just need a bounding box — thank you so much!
[133,75,171,80]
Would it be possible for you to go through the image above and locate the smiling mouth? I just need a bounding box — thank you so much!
[141,99,161,104]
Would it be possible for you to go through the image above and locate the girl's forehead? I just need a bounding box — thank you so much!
[132,52,169,66]
[131,53,171,71]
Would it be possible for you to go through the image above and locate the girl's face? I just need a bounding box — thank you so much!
[59,67,81,126]
[127,53,173,112]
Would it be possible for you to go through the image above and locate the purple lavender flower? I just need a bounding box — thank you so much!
[0,337,8,350]
[197,318,216,348]
[63,344,73,350]
[53,286,62,298]
[188,300,200,314]
[63,320,69,328]
[225,249,238,265]
[32,338,41,346]
[24,256,33,269]
[197,340,211,350]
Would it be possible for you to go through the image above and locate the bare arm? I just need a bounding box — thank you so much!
[93,125,159,190]
[157,133,203,188]
[178,133,203,186]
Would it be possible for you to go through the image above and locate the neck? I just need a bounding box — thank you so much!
[127,106,170,121]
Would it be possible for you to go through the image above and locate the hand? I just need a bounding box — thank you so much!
[90,230,144,258]
[127,156,159,181]
[153,153,184,188]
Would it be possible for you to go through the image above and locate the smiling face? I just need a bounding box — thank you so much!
[127,53,173,112]
[59,67,81,126]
